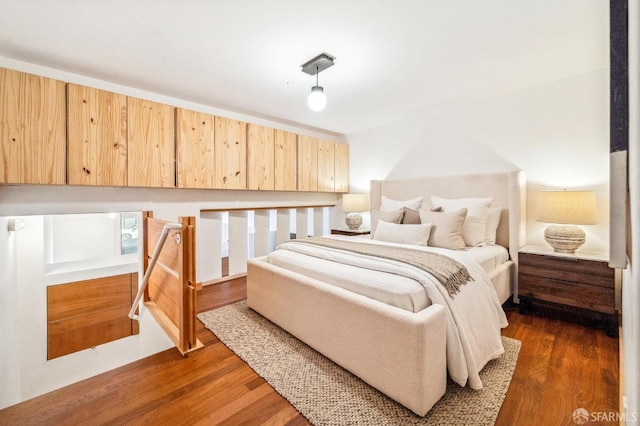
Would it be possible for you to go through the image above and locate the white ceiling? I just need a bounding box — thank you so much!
[0,0,608,135]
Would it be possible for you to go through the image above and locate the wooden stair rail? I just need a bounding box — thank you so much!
[130,213,203,355]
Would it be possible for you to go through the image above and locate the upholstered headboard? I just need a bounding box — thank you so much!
[370,171,526,262]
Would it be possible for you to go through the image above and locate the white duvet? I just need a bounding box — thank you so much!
[271,236,509,389]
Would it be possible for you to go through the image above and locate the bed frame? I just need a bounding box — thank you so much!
[247,171,525,416]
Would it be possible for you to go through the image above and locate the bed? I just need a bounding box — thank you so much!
[247,171,525,416]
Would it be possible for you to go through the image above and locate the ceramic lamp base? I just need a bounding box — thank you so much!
[544,224,586,254]
[345,213,363,230]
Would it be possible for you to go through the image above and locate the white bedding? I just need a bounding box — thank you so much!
[267,235,509,389]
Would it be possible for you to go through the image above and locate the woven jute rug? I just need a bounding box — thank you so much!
[198,301,521,426]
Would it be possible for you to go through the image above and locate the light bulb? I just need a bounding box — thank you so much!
[307,86,327,111]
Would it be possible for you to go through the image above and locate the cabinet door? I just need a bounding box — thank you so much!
[67,83,127,186]
[214,116,247,189]
[127,97,175,187]
[176,108,215,188]
[0,68,66,184]
[247,123,274,190]
[334,142,349,193]
[317,139,335,192]
[274,129,297,191]
[297,135,318,192]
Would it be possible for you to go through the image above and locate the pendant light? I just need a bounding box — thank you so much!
[301,53,335,112]
[307,66,327,112]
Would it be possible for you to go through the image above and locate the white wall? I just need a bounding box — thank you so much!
[347,70,610,254]
[624,1,639,422]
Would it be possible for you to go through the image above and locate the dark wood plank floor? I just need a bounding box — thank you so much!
[0,278,619,426]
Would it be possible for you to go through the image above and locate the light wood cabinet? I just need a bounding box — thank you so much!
[274,129,297,191]
[47,273,138,360]
[176,108,216,188]
[127,97,175,187]
[215,116,247,189]
[317,139,335,192]
[0,67,350,193]
[297,135,318,192]
[334,142,349,193]
[67,83,127,186]
[247,123,274,190]
[0,68,66,184]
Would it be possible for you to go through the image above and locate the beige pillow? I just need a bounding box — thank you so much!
[419,208,467,250]
[430,195,493,247]
[485,207,502,245]
[401,207,421,224]
[373,220,432,246]
[370,208,403,234]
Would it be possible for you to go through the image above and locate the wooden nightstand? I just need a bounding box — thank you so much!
[518,245,617,336]
[331,228,371,236]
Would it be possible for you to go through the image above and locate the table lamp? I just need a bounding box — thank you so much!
[536,190,597,253]
[341,193,369,230]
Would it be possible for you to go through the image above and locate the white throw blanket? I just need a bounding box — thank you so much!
[275,236,509,389]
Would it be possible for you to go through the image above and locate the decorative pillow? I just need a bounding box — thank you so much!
[419,208,467,250]
[430,195,493,247]
[401,207,421,224]
[373,220,432,246]
[485,207,502,245]
[370,208,403,234]
[380,195,423,212]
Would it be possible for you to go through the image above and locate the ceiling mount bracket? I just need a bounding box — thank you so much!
[301,53,335,75]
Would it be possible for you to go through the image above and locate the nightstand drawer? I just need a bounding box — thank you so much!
[518,274,615,314]
[519,252,614,288]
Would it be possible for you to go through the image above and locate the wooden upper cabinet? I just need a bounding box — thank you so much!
[215,116,246,190]
[67,83,127,186]
[0,68,66,184]
[176,108,215,188]
[334,142,349,193]
[247,123,274,190]
[297,135,318,192]
[274,129,297,191]
[317,139,335,192]
[127,97,175,187]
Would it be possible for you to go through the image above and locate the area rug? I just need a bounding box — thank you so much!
[198,301,521,426]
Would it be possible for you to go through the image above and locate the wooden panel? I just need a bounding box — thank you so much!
[127,97,175,187]
[297,135,318,192]
[247,123,274,190]
[519,253,614,288]
[47,273,136,360]
[67,83,127,186]
[0,68,66,184]
[518,274,615,314]
[214,116,247,189]
[176,108,215,188]
[47,274,133,322]
[274,129,297,191]
[334,142,349,193]
[317,139,335,192]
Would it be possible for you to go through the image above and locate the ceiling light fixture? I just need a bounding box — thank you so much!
[301,53,335,112]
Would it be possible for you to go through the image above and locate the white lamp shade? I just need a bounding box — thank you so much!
[342,193,369,213]
[536,190,597,225]
[307,86,327,111]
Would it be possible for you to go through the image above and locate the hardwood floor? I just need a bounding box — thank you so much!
[0,278,619,425]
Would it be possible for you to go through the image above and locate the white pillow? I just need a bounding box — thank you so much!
[373,220,432,246]
[485,207,502,245]
[430,195,493,247]
[380,195,423,212]
[418,208,467,250]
